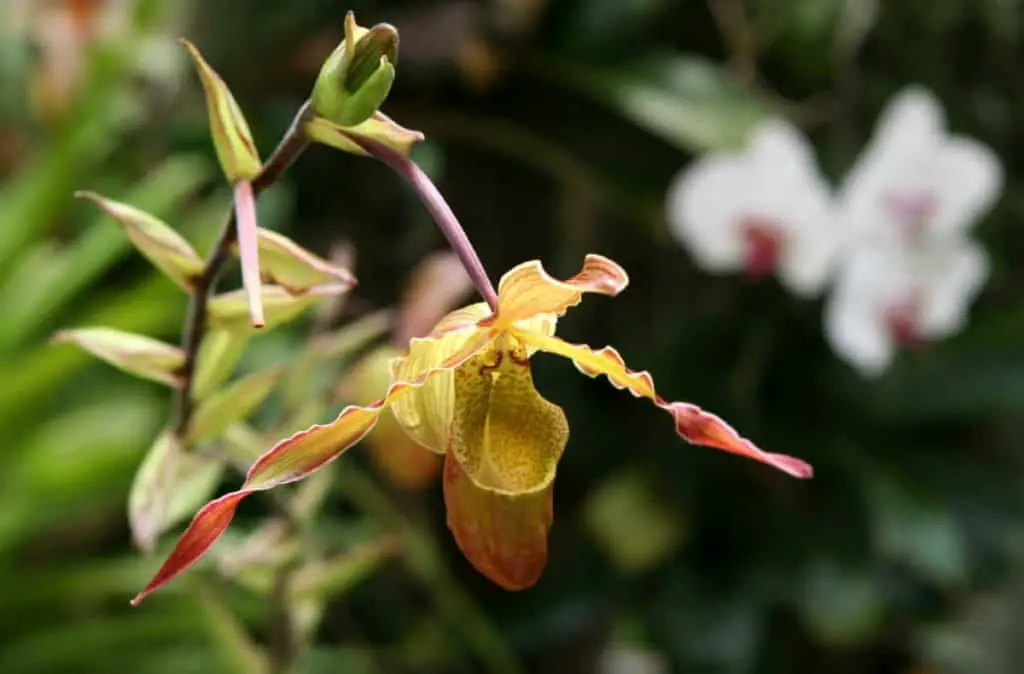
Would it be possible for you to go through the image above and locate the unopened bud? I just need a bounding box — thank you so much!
[311,12,399,127]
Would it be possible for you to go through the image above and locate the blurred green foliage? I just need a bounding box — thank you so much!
[4,1,1024,673]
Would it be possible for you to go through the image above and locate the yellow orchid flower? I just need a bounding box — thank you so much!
[131,255,811,604]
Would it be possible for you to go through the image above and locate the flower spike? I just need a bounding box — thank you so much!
[133,253,812,603]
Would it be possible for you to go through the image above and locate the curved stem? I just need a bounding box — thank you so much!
[172,101,313,441]
[357,136,499,312]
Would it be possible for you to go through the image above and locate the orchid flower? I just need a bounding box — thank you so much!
[838,87,1002,246]
[825,86,1002,375]
[666,119,839,296]
[131,255,812,604]
[824,242,989,376]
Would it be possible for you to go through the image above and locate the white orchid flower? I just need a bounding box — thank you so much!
[666,118,839,297]
[824,241,989,376]
[839,86,1003,246]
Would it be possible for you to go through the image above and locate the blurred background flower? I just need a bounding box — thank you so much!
[2,1,1024,674]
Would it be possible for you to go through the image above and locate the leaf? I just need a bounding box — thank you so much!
[0,152,210,351]
[289,536,401,601]
[568,55,772,152]
[50,327,184,387]
[207,285,348,332]
[305,112,424,157]
[194,586,271,674]
[193,329,249,399]
[234,229,357,295]
[190,367,284,442]
[309,310,393,361]
[75,190,204,290]
[129,432,225,552]
[180,39,261,182]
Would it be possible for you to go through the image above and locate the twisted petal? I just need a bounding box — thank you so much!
[514,329,812,479]
[490,254,629,327]
[443,452,554,590]
[131,329,492,605]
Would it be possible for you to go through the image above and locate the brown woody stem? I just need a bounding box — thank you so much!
[357,136,499,312]
[171,100,314,441]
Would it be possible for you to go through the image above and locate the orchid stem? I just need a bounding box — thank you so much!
[171,100,313,442]
[359,137,499,312]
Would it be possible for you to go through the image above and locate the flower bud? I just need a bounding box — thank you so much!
[180,39,262,183]
[311,12,399,127]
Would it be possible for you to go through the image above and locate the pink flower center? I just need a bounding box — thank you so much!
[739,217,784,278]
[883,299,922,347]
[886,191,937,242]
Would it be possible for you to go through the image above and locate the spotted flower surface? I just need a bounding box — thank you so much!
[132,255,811,603]
[666,119,839,296]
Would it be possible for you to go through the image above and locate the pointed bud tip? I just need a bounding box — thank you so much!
[48,330,71,345]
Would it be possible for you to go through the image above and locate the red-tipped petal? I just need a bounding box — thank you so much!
[667,403,813,478]
[131,490,247,606]
[489,254,629,327]
[443,453,553,591]
[515,329,813,479]
[132,327,494,604]
[234,181,264,328]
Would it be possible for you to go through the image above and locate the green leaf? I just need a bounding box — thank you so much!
[305,112,424,157]
[181,39,262,183]
[0,153,209,351]
[50,327,185,387]
[128,432,225,552]
[193,585,270,674]
[190,367,283,441]
[193,329,249,398]
[567,55,772,152]
[207,285,348,332]
[234,228,356,295]
[289,536,401,601]
[75,190,204,290]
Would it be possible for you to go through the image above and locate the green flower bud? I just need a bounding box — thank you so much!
[311,12,399,127]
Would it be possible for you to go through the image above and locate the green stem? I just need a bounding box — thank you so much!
[171,101,313,441]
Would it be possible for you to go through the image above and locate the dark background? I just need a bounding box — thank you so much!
[2,1,1024,673]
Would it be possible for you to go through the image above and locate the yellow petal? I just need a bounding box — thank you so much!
[514,330,813,479]
[489,254,629,327]
[449,336,569,495]
[443,452,553,590]
[245,327,493,490]
[348,346,441,490]
[388,303,492,454]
